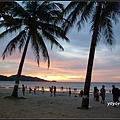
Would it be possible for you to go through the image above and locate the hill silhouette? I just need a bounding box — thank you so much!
[0,75,50,82]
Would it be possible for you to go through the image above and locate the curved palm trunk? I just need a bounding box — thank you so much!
[81,3,102,109]
[12,32,31,97]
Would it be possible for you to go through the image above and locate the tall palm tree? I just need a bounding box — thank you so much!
[62,1,120,109]
[0,1,69,97]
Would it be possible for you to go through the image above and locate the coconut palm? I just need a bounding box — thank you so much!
[0,1,69,97]
[62,1,120,109]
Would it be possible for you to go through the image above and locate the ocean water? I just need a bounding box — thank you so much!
[0,81,120,93]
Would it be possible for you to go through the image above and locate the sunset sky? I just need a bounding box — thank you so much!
[0,1,120,82]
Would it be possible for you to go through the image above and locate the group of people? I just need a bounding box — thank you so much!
[49,86,56,97]
[21,85,65,97]
[93,85,120,106]
[22,84,120,106]
[22,85,43,95]
[93,85,105,103]
[22,85,72,97]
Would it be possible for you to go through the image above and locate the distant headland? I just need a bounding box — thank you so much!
[0,75,57,82]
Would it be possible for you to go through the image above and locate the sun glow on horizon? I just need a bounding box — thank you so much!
[1,73,120,82]
[34,74,86,82]
[3,73,85,82]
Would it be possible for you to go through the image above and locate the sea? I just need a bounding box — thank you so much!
[0,81,120,93]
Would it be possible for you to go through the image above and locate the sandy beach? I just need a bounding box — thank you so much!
[0,87,120,119]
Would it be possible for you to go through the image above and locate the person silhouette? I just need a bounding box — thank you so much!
[93,86,99,102]
[100,85,106,104]
[79,90,84,97]
[42,86,45,94]
[112,85,120,107]
[69,87,71,96]
[54,86,56,97]
[22,84,25,95]
[50,86,53,96]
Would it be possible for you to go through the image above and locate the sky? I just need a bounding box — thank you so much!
[0,1,120,82]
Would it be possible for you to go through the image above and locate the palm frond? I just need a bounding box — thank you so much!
[48,2,64,24]
[0,20,7,28]
[102,18,115,46]
[0,18,22,29]
[0,22,22,39]
[36,2,64,24]
[63,2,79,16]
[0,2,17,15]
[53,2,64,11]
[31,30,50,68]
[77,2,94,31]
[101,2,120,25]
[62,2,79,34]
[99,2,119,47]
[12,2,30,19]
[2,15,16,24]
[62,2,87,34]
[2,30,26,59]
[30,30,41,66]
[38,22,69,43]
[18,30,27,52]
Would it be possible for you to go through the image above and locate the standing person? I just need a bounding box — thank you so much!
[49,86,53,96]
[41,86,44,94]
[29,87,32,94]
[93,86,99,102]
[112,85,120,107]
[22,84,25,95]
[79,90,84,97]
[69,87,71,96]
[34,87,36,94]
[54,86,56,97]
[100,85,106,104]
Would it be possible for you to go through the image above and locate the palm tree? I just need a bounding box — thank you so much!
[0,1,69,97]
[62,1,120,109]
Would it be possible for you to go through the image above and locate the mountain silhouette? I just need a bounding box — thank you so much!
[0,75,50,82]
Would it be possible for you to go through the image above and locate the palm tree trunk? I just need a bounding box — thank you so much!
[81,3,102,109]
[81,32,97,109]
[12,32,31,97]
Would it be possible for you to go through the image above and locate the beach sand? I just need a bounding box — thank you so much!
[0,87,120,119]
